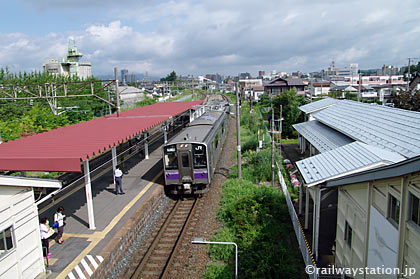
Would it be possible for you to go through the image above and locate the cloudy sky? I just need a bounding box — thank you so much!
[1,0,419,77]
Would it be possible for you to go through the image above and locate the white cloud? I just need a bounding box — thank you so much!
[335,47,369,64]
[2,0,420,76]
[362,10,390,24]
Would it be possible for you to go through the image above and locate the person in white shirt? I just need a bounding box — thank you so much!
[54,206,66,244]
[114,165,125,195]
[40,217,51,258]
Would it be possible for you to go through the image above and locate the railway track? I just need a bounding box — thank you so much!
[126,197,199,279]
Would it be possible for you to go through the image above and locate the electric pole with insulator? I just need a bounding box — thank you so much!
[271,99,275,187]
[236,83,242,179]
[114,67,120,117]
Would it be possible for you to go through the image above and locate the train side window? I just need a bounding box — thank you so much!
[182,153,190,168]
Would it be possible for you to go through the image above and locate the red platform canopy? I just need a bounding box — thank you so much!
[0,100,202,172]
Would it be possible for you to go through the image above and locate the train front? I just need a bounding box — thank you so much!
[163,143,209,195]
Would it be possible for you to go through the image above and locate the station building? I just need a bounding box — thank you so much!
[292,98,420,278]
[0,176,61,279]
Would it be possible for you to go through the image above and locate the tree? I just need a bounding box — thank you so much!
[160,71,177,82]
[391,90,420,111]
[259,89,307,139]
[404,62,420,83]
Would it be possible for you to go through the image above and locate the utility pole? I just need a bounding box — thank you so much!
[192,75,194,100]
[406,58,420,92]
[236,83,242,179]
[358,73,362,102]
[271,100,275,187]
[279,105,282,147]
[114,67,120,116]
[407,58,411,92]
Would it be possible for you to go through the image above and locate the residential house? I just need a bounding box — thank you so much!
[307,81,331,98]
[264,77,306,96]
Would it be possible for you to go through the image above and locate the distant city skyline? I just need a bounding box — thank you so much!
[0,0,419,77]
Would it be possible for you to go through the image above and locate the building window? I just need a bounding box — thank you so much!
[410,193,420,226]
[388,194,400,226]
[0,226,14,256]
[344,221,352,248]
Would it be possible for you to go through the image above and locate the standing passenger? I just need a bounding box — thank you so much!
[115,165,125,195]
[40,217,51,258]
[54,206,66,244]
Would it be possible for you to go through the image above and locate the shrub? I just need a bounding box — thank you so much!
[203,263,234,279]
[242,137,258,153]
[207,179,302,279]
[208,227,236,262]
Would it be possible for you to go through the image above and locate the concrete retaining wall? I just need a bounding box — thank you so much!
[91,187,165,279]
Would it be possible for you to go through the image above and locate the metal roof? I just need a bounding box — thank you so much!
[326,154,420,188]
[0,100,202,172]
[293,120,354,153]
[0,175,62,189]
[168,110,224,143]
[312,100,420,158]
[296,142,405,187]
[299,98,340,114]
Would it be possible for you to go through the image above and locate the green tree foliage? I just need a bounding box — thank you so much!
[404,62,420,83]
[135,97,157,107]
[160,71,177,82]
[258,89,307,138]
[328,90,342,99]
[391,90,420,111]
[0,68,116,142]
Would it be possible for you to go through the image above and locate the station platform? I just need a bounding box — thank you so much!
[39,147,165,279]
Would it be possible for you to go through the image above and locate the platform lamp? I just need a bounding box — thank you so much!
[191,237,238,279]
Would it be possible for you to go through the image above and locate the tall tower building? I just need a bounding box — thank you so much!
[43,39,92,79]
[121,69,129,84]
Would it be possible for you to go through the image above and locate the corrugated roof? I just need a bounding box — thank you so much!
[312,100,420,158]
[296,142,405,187]
[326,154,420,188]
[293,120,354,153]
[0,100,202,172]
[299,98,340,114]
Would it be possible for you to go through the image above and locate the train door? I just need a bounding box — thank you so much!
[178,146,193,190]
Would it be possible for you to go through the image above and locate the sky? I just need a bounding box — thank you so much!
[0,0,419,78]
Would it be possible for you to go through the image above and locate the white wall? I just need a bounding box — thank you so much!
[0,186,45,279]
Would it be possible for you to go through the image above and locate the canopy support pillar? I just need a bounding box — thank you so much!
[299,183,303,215]
[112,146,117,186]
[144,132,149,159]
[305,188,309,229]
[312,187,321,261]
[83,159,96,230]
[164,122,168,144]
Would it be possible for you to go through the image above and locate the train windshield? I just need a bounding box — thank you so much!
[164,145,178,170]
[192,144,207,168]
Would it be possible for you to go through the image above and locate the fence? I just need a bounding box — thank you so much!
[277,162,318,279]
[258,108,317,278]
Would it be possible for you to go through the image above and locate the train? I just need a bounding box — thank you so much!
[163,97,230,195]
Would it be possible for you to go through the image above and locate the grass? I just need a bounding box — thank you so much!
[282,138,299,144]
[204,99,306,279]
